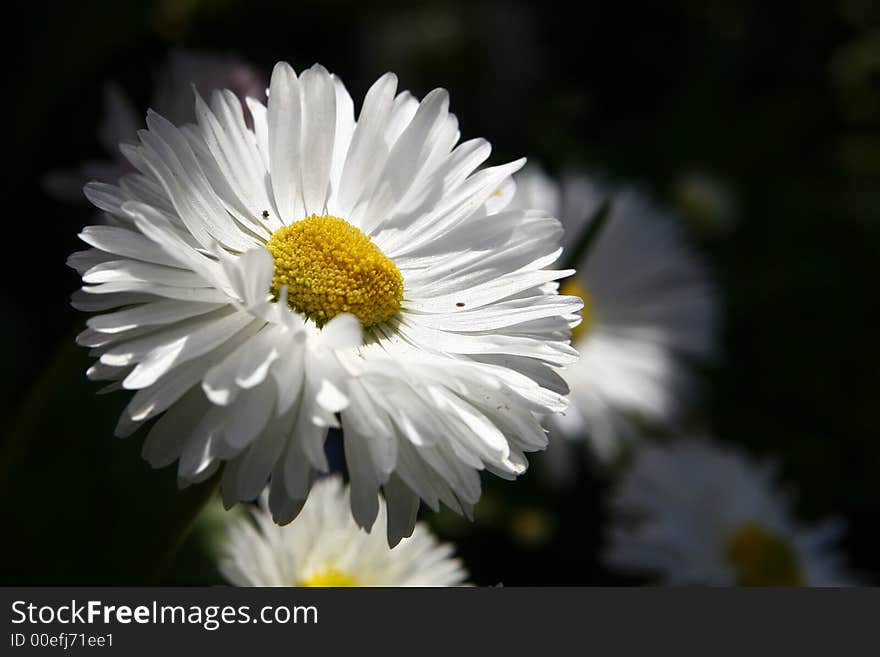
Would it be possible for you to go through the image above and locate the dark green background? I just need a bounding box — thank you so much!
[2,0,878,585]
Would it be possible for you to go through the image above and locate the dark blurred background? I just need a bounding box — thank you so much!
[2,0,878,585]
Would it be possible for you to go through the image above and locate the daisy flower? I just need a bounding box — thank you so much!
[505,166,718,460]
[70,62,581,545]
[47,49,266,199]
[605,440,854,586]
[221,475,467,586]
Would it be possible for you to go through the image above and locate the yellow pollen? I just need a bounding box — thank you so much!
[300,568,359,587]
[726,522,804,586]
[560,277,593,342]
[266,214,404,328]
[491,188,504,197]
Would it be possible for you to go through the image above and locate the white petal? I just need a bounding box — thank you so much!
[195,89,277,230]
[83,260,209,288]
[267,62,303,222]
[87,300,224,334]
[78,225,180,268]
[328,75,355,199]
[319,313,362,349]
[216,382,276,454]
[234,406,289,501]
[140,111,254,251]
[122,311,254,389]
[359,88,449,234]
[383,474,420,547]
[336,73,397,218]
[202,322,279,405]
[141,388,207,467]
[298,64,336,215]
[343,427,381,531]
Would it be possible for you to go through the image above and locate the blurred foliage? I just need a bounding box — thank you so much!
[2,0,878,585]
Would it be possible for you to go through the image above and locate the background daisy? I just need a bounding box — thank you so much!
[221,475,467,587]
[605,440,855,586]
[507,166,718,461]
[46,49,266,200]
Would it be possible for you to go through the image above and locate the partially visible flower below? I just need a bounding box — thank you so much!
[70,62,580,546]
[605,440,855,586]
[221,475,468,586]
[46,49,266,200]
[505,166,718,461]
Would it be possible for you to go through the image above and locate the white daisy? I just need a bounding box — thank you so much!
[47,49,266,199]
[70,62,581,545]
[605,440,854,586]
[506,166,718,460]
[221,475,467,586]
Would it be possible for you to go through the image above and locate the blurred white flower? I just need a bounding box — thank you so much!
[507,166,718,461]
[70,62,580,545]
[605,440,854,586]
[47,49,266,200]
[221,475,467,586]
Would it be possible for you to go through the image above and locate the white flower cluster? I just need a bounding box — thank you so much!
[62,53,853,587]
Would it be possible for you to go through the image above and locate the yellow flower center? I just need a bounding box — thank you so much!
[559,276,593,342]
[300,568,360,587]
[725,522,804,586]
[266,214,404,328]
